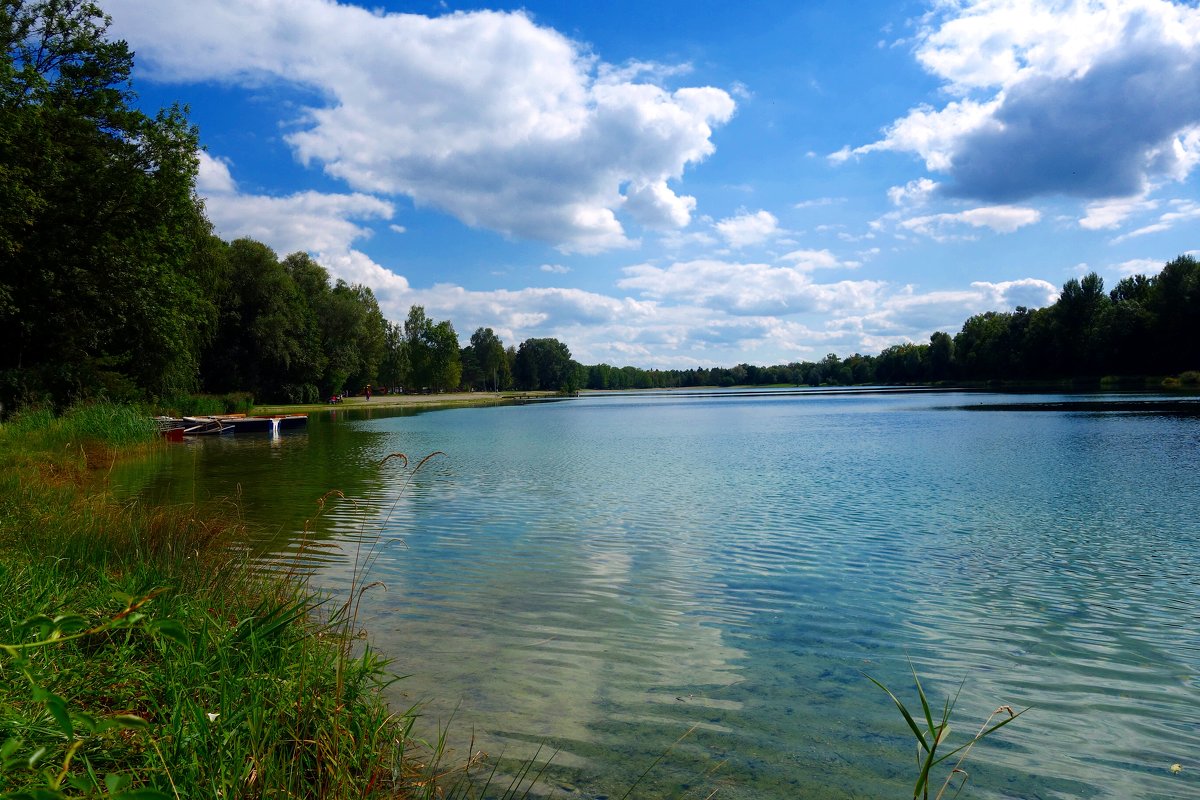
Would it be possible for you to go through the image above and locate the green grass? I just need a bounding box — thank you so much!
[0,403,474,799]
[154,393,255,417]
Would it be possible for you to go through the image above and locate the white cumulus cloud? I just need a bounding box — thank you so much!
[714,210,781,248]
[888,177,940,207]
[108,0,735,253]
[1079,196,1159,230]
[623,180,698,229]
[839,0,1200,202]
[1110,200,1200,242]
[778,249,845,271]
[836,277,1058,351]
[617,258,884,316]
[196,151,407,296]
[1113,257,1165,276]
[899,205,1041,239]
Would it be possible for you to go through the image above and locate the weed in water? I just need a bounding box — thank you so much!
[865,661,1027,800]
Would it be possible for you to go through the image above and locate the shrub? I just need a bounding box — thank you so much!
[222,392,255,413]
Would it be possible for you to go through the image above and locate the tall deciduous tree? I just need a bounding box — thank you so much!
[514,337,573,391]
[1054,272,1110,375]
[928,331,954,380]
[320,280,386,395]
[469,327,509,391]
[1149,255,1199,373]
[403,305,433,390]
[1,0,212,406]
[427,320,462,391]
[378,320,407,391]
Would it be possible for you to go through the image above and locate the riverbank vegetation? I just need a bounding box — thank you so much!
[0,404,437,797]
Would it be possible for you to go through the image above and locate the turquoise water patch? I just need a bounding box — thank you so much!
[116,390,1200,798]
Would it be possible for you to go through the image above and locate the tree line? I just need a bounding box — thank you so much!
[1,3,1195,412]
[191,251,1200,401]
[0,2,581,409]
[580,258,1199,390]
[192,244,586,402]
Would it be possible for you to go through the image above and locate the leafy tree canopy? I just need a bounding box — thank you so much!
[1,0,210,407]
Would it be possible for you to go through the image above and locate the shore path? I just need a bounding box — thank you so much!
[253,390,558,416]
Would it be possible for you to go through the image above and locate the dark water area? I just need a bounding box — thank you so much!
[114,389,1200,798]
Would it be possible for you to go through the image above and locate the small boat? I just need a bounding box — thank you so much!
[210,414,308,434]
[156,414,309,438]
[185,414,308,435]
[181,417,235,436]
[154,416,188,441]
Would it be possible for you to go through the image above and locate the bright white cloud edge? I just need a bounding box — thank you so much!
[110,0,736,253]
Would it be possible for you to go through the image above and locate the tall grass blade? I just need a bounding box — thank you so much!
[864,674,928,751]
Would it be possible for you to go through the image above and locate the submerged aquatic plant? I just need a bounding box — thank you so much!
[865,662,1026,800]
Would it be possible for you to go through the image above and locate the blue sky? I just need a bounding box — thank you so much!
[107,0,1200,368]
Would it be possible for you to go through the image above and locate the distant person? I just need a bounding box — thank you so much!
[365,384,371,401]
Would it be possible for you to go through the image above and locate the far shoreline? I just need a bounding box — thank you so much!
[252,390,559,415]
[251,378,1199,417]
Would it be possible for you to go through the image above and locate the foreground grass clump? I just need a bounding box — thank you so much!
[0,404,434,798]
[155,392,255,418]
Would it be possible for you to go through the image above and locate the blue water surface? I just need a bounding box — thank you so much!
[120,390,1200,799]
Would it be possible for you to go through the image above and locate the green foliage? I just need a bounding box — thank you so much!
[195,241,390,403]
[462,327,511,391]
[866,663,1026,800]
[876,343,929,384]
[0,562,414,798]
[401,306,462,392]
[928,331,954,381]
[0,2,395,413]
[427,320,463,391]
[513,337,573,391]
[155,392,254,417]
[0,408,447,798]
[377,321,408,390]
[0,585,182,798]
[278,383,321,405]
[0,1,213,409]
[0,402,155,454]
[403,305,434,390]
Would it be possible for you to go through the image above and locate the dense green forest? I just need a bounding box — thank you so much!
[1,2,1196,413]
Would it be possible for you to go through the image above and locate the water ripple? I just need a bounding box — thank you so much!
[116,392,1200,799]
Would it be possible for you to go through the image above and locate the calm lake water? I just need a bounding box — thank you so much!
[115,389,1200,799]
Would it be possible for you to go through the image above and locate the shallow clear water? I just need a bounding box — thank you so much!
[117,390,1200,798]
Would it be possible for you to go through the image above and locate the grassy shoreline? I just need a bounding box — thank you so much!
[0,405,457,798]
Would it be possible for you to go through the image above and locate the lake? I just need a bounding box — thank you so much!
[115,389,1200,798]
